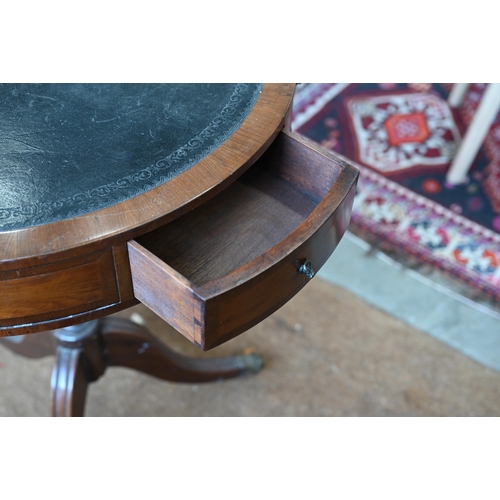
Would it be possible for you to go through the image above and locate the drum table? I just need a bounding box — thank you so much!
[0,83,358,416]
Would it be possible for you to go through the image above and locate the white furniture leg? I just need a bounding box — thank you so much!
[448,83,470,108]
[446,83,500,185]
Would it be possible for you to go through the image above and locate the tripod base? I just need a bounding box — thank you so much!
[1,318,263,416]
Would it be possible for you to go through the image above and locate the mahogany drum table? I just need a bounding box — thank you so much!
[0,83,358,416]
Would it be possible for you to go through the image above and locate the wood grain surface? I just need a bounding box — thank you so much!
[129,130,359,350]
[0,84,294,266]
[0,84,294,336]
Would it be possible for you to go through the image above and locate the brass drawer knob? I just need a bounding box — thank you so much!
[298,260,315,279]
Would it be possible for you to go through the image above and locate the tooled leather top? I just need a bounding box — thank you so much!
[0,83,262,230]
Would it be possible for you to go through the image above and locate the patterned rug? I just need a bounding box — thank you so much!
[292,83,500,304]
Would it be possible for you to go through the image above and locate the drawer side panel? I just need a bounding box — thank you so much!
[128,240,204,347]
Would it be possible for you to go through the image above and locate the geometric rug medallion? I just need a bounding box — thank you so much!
[293,83,500,303]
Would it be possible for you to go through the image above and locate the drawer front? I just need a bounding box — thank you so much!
[202,182,356,349]
[0,249,120,333]
[128,167,357,351]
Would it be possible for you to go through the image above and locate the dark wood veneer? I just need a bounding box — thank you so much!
[0,84,362,416]
[0,249,119,327]
[0,84,294,336]
[128,130,359,350]
[0,84,294,267]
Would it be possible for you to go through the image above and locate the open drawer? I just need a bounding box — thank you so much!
[127,130,358,350]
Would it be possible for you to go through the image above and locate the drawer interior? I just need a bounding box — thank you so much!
[134,131,344,288]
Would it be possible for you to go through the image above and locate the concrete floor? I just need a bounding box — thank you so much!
[320,232,500,372]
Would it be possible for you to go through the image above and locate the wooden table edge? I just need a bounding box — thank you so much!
[0,83,295,268]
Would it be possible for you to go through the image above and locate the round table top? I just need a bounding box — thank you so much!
[0,83,262,231]
[0,83,294,265]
